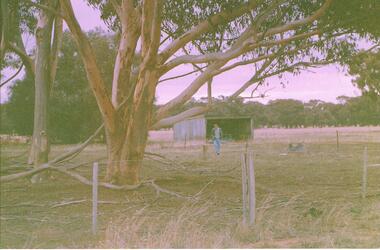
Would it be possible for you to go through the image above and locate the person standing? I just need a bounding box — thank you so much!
[212,124,222,155]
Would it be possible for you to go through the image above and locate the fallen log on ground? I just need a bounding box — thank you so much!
[0,163,51,182]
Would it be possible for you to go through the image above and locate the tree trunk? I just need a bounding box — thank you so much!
[105,123,147,185]
[105,71,158,185]
[28,1,55,168]
[0,0,8,63]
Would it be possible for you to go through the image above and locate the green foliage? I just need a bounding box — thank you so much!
[2,76,35,135]
[49,29,116,143]
[348,50,380,97]
[266,99,305,128]
[1,30,116,143]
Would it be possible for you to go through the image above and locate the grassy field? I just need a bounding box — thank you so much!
[1,126,380,248]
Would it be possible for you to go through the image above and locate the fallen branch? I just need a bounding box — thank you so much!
[146,180,190,199]
[0,202,45,208]
[50,199,135,208]
[51,124,104,164]
[0,125,104,182]
[51,167,142,190]
[145,152,187,169]
[58,157,106,170]
[53,166,202,200]
[51,199,87,208]
[145,152,239,175]
[188,166,239,175]
[0,163,50,182]
[192,179,215,198]
[0,164,33,174]
[1,150,29,160]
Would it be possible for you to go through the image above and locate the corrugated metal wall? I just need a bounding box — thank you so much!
[173,117,206,141]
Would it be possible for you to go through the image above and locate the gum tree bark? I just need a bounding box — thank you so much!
[29,0,62,167]
[0,0,8,63]
[60,0,163,185]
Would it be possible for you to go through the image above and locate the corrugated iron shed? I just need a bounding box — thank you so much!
[173,115,253,141]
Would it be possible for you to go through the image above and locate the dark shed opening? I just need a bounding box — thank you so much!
[206,116,252,141]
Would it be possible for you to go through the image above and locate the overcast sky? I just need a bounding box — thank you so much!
[0,0,362,105]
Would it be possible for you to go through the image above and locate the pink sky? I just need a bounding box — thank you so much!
[0,0,362,105]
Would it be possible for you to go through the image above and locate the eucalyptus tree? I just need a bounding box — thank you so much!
[0,0,35,76]
[54,0,378,184]
[1,0,63,167]
[29,0,63,167]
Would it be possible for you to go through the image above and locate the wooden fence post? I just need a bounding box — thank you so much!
[362,147,368,198]
[241,153,248,225]
[248,150,256,225]
[202,144,207,159]
[92,162,98,235]
[336,130,339,152]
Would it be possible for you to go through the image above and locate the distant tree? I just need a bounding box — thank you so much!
[304,100,336,127]
[2,76,34,135]
[245,101,268,127]
[0,104,13,134]
[345,95,380,125]
[208,96,247,117]
[267,99,305,128]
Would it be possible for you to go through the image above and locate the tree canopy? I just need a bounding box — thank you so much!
[349,50,380,97]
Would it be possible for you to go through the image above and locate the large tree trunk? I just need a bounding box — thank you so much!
[0,0,8,63]
[106,71,158,185]
[104,1,160,185]
[28,1,55,168]
[104,118,149,185]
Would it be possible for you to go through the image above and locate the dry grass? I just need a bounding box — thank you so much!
[1,126,380,248]
[101,194,380,248]
[101,202,239,248]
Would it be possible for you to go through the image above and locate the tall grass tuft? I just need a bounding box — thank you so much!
[101,202,237,248]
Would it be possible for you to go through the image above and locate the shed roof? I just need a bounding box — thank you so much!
[205,115,252,120]
[175,114,252,123]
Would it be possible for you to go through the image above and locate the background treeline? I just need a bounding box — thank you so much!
[180,95,380,129]
[1,30,379,143]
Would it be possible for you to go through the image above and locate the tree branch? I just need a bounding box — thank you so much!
[262,0,332,39]
[0,64,24,88]
[49,12,63,93]
[161,28,320,74]
[161,0,332,73]
[109,0,122,18]
[231,59,333,98]
[7,42,35,77]
[52,167,141,190]
[159,0,260,63]
[59,0,116,132]
[51,124,104,164]
[24,0,65,19]
[111,0,141,107]
[158,66,207,84]
[152,106,209,129]
[156,29,320,121]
